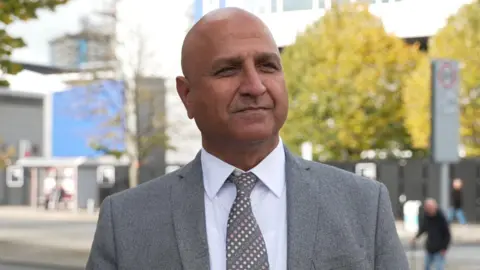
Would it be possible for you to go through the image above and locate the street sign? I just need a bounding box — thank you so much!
[96,165,115,187]
[6,166,24,188]
[431,59,460,163]
[355,162,377,180]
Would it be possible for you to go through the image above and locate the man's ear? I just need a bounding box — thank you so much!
[176,76,194,119]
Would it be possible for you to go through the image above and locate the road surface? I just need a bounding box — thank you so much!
[0,207,479,269]
[406,244,480,270]
[0,264,53,270]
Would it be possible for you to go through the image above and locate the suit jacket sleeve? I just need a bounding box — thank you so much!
[374,184,409,270]
[86,196,117,270]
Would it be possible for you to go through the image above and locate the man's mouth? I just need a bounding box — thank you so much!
[236,107,270,113]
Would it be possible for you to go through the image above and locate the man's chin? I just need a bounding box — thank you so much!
[231,128,277,144]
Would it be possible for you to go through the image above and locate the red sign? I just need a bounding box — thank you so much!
[438,61,457,89]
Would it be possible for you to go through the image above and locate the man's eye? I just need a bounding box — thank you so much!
[215,67,237,76]
[259,63,278,72]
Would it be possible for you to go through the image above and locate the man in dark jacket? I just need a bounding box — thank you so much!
[449,178,467,224]
[411,198,451,270]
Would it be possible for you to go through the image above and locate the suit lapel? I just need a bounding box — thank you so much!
[285,149,320,269]
[171,152,210,270]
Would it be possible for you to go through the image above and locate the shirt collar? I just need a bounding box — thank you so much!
[201,138,286,200]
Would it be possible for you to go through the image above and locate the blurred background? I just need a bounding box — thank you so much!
[0,0,479,269]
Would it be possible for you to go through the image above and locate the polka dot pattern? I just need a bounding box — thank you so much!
[226,171,270,270]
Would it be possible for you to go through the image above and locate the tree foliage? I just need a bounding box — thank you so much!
[0,0,69,86]
[402,55,430,150]
[407,0,480,157]
[280,3,423,161]
[0,138,15,169]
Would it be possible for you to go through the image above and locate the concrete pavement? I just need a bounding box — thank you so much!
[406,245,480,270]
[0,207,479,269]
[395,220,480,247]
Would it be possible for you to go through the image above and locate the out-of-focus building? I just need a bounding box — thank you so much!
[193,0,475,51]
[49,17,114,69]
[108,0,201,170]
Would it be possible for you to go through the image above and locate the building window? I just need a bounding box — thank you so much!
[319,0,325,8]
[271,0,277,12]
[283,0,313,11]
[332,0,351,4]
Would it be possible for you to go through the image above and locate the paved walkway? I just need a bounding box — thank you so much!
[0,207,479,269]
[395,220,480,246]
[0,206,98,222]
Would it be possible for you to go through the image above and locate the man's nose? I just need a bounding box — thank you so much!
[238,65,267,96]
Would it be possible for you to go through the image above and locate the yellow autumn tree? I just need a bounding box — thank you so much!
[403,56,430,150]
[281,2,423,161]
[0,138,15,169]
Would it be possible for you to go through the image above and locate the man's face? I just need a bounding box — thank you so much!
[178,17,288,143]
[424,202,437,216]
[453,179,462,189]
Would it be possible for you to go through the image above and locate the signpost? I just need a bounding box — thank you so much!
[96,165,115,188]
[355,162,377,180]
[431,59,460,213]
[6,166,24,188]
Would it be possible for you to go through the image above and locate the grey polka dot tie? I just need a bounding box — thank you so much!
[226,171,270,270]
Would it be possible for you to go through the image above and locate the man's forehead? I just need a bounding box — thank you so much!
[198,16,272,43]
[181,8,277,75]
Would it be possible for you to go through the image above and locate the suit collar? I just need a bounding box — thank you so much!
[201,139,286,199]
[172,147,321,269]
[284,148,320,269]
[171,152,210,270]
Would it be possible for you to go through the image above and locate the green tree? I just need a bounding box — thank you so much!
[428,0,480,156]
[280,2,423,161]
[0,0,69,86]
[0,138,15,169]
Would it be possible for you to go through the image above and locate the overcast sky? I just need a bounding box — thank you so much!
[8,0,192,67]
[8,0,102,65]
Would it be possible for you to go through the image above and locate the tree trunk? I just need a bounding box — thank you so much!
[124,79,139,188]
[128,159,138,188]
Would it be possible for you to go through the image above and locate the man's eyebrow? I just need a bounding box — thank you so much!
[256,52,281,63]
[211,56,243,70]
[211,52,281,69]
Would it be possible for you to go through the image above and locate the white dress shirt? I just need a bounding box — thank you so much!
[201,140,287,270]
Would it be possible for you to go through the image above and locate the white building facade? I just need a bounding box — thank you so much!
[194,0,474,47]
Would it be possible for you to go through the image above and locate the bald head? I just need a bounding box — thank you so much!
[175,6,288,157]
[424,198,438,216]
[181,7,277,78]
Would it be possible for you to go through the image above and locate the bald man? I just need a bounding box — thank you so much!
[411,199,451,270]
[86,8,408,270]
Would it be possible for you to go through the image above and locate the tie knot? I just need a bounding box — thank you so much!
[228,171,258,196]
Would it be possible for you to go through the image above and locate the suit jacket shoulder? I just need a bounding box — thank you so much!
[108,167,181,210]
[302,159,382,205]
[88,162,196,270]
[287,157,408,269]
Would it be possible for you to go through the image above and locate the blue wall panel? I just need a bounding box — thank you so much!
[52,80,125,157]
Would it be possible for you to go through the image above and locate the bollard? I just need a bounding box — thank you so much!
[403,200,422,233]
[87,199,95,214]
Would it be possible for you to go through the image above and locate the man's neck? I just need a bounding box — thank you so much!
[202,136,279,171]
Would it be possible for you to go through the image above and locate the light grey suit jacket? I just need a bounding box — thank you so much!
[86,149,409,270]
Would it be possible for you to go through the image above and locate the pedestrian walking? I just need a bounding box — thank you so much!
[411,198,451,270]
[449,178,467,224]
